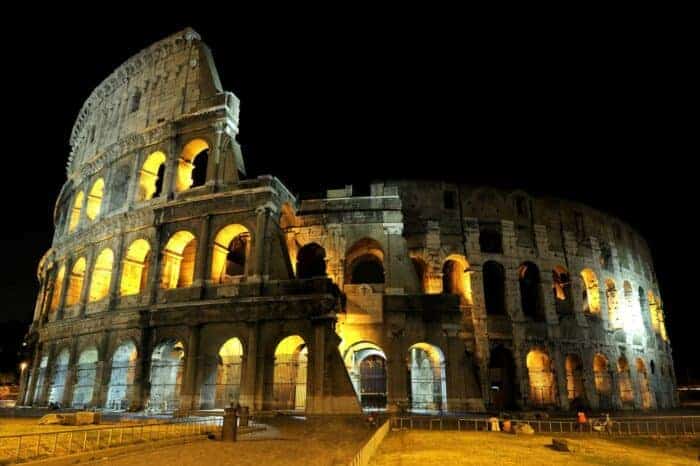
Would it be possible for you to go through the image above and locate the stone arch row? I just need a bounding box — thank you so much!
[61,138,213,236]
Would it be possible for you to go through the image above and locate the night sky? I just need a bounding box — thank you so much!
[1,17,695,380]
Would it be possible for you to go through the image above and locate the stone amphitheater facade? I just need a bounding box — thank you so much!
[19,29,676,415]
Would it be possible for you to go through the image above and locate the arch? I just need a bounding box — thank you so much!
[105,340,138,410]
[68,191,84,232]
[148,339,185,412]
[296,242,327,279]
[442,255,472,305]
[71,347,99,408]
[617,356,634,406]
[605,279,619,328]
[211,224,250,284]
[346,238,385,284]
[635,358,653,409]
[410,257,428,293]
[65,257,87,306]
[137,151,167,201]
[161,231,197,289]
[581,269,601,314]
[48,348,70,405]
[343,341,388,410]
[593,354,612,409]
[201,337,244,409]
[271,335,307,411]
[176,139,209,192]
[408,343,446,412]
[565,354,586,404]
[49,265,65,312]
[526,349,555,406]
[552,266,573,315]
[85,178,104,221]
[120,239,151,296]
[483,261,507,315]
[88,249,114,302]
[519,262,545,321]
[647,291,660,332]
[32,355,49,404]
[488,345,517,410]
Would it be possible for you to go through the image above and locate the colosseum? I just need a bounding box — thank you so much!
[19,28,676,416]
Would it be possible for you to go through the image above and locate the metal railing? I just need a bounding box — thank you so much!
[391,415,700,436]
[0,416,221,463]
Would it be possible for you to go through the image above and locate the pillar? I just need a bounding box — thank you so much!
[386,330,407,410]
[108,234,125,309]
[193,216,211,288]
[181,325,201,410]
[239,322,259,410]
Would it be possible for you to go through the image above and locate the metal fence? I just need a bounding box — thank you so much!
[0,416,221,463]
[391,415,700,436]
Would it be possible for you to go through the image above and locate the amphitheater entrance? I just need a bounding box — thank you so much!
[71,348,98,408]
[271,335,308,411]
[565,354,586,406]
[343,342,388,410]
[593,354,612,410]
[48,349,70,405]
[408,343,446,412]
[105,341,137,410]
[200,338,243,409]
[488,346,517,410]
[617,356,635,407]
[526,349,556,407]
[148,340,185,413]
[636,358,654,409]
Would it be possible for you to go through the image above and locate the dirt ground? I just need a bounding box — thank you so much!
[0,417,121,435]
[369,431,699,466]
[85,415,373,466]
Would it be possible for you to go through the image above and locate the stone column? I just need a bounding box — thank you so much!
[56,258,72,321]
[148,227,163,305]
[307,320,327,413]
[581,349,599,410]
[386,330,407,410]
[250,206,273,282]
[540,274,558,325]
[193,216,211,288]
[78,251,94,317]
[444,328,468,411]
[207,123,225,187]
[38,346,55,406]
[24,345,42,405]
[552,345,569,410]
[161,138,179,200]
[239,322,259,410]
[61,342,80,407]
[181,325,202,410]
[134,324,153,410]
[125,150,144,210]
[108,233,126,309]
[94,332,112,408]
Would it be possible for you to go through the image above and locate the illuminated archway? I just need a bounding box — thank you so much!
[65,258,86,306]
[346,238,384,284]
[49,265,65,312]
[85,179,104,220]
[120,239,151,296]
[442,255,472,305]
[343,341,387,410]
[552,266,573,315]
[296,243,327,279]
[201,338,244,409]
[605,279,619,328]
[137,151,167,201]
[161,231,197,289]
[72,347,98,408]
[617,356,634,406]
[636,358,653,409]
[176,139,209,192]
[526,349,555,406]
[105,341,137,410]
[148,340,185,412]
[48,349,70,405]
[519,262,545,321]
[211,224,249,284]
[408,343,446,412]
[89,249,114,302]
[565,354,585,403]
[581,269,601,314]
[68,191,84,232]
[488,346,517,410]
[593,354,612,409]
[271,335,307,411]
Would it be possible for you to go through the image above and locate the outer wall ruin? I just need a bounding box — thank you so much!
[19,29,676,415]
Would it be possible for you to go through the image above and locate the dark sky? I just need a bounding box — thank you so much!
[2,16,695,379]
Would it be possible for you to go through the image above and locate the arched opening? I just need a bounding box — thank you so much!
[526,349,555,406]
[483,261,506,315]
[636,358,653,409]
[411,257,427,293]
[617,356,634,406]
[593,354,612,409]
[605,279,619,328]
[105,341,137,410]
[211,224,249,284]
[148,340,185,412]
[581,269,601,315]
[72,347,98,408]
[408,343,446,412]
[519,262,545,321]
[176,139,209,192]
[120,239,151,296]
[343,342,388,410]
[137,151,167,201]
[271,335,307,411]
[88,249,114,302]
[488,346,517,410]
[552,266,573,315]
[85,179,104,221]
[32,356,48,404]
[346,238,385,285]
[161,231,197,289]
[565,354,586,405]
[48,349,70,405]
[647,291,659,332]
[49,266,65,313]
[68,191,84,232]
[201,338,244,409]
[442,255,472,305]
[65,258,86,307]
[296,243,327,279]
